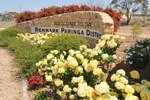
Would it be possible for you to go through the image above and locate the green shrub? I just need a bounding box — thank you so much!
[41,34,88,55]
[0,28,24,37]
[8,38,44,78]
[0,28,43,78]
[124,38,150,69]
[0,28,25,47]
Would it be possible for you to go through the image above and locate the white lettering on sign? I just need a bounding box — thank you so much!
[31,27,103,40]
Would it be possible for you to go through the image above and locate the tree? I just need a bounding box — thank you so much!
[141,0,149,24]
[110,0,142,25]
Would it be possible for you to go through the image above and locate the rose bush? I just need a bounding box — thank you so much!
[35,34,126,99]
[110,69,150,100]
[28,72,46,89]
[7,31,149,99]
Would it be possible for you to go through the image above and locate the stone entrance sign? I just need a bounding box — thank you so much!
[13,11,114,46]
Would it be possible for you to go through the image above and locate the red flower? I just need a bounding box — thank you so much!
[28,72,46,89]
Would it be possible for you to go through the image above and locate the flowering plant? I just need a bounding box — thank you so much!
[110,69,150,100]
[35,34,125,99]
[28,72,46,89]
[17,32,61,46]
[124,39,150,69]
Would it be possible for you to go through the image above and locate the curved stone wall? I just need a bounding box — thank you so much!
[13,11,114,47]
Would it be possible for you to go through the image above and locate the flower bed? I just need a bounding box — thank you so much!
[0,28,149,99]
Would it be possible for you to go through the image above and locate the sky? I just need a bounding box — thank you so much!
[0,0,111,13]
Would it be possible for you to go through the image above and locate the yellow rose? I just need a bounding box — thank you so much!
[45,74,53,82]
[54,78,63,87]
[63,85,72,93]
[125,93,139,100]
[140,90,147,100]
[71,77,78,84]
[89,60,99,69]
[90,50,98,57]
[130,70,140,79]
[146,91,150,100]
[58,67,65,73]
[93,68,103,76]
[50,50,59,54]
[115,82,125,90]
[84,65,93,72]
[82,59,89,67]
[51,65,58,74]
[113,55,117,59]
[119,77,128,84]
[77,67,83,74]
[141,79,150,88]
[116,69,126,76]
[69,95,75,100]
[78,76,84,83]
[73,87,78,92]
[113,35,120,39]
[74,68,79,75]
[111,96,118,100]
[36,61,42,66]
[145,81,150,88]
[94,46,100,51]
[102,53,109,60]
[77,83,87,97]
[60,54,64,61]
[77,89,86,97]
[124,85,135,93]
[69,49,75,56]
[86,86,95,98]
[101,34,111,40]
[95,96,103,100]
[60,91,67,99]
[97,40,106,48]
[79,45,87,51]
[107,41,116,48]
[68,59,78,69]
[76,53,84,60]
[57,61,65,68]
[95,82,110,95]
[42,59,47,65]
[135,85,141,93]
[111,74,119,81]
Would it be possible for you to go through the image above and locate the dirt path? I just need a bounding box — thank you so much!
[0,48,23,100]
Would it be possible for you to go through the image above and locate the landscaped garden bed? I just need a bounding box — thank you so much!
[1,27,149,100]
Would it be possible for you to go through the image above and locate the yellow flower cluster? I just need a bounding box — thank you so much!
[133,79,150,100]
[110,69,139,99]
[17,32,61,45]
[35,34,126,99]
[100,34,125,48]
[111,69,150,100]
